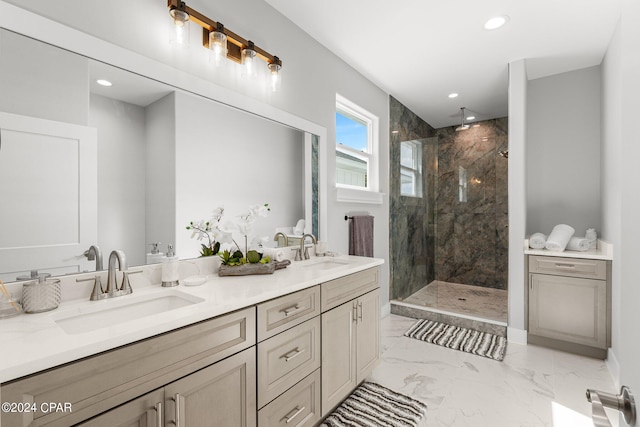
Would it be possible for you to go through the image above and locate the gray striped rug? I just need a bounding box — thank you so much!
[404,319,507,361]
[322,382,427,427]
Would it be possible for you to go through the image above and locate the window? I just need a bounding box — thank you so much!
[335,94,379,196]
[400,140,422,197]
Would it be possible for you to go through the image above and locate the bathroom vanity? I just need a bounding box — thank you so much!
[0,256,382,426]
[525,241,612,359]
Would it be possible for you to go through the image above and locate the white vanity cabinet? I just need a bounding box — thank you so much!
[527,255,611,358]
[1,307,256,426]
[320,268,380,417]
[76,348,256,427]
[256,286,322,427]
[0,263,383,427]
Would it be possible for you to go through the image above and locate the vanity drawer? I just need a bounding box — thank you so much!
[257,285,320,342]
[1,307,256,427]
[529,255,607,280]
[258,369,321,427]
[257,317,321,408]
[321,267,379,312]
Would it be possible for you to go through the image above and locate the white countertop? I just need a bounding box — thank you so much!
[524,239,613,260]
[0,255,383,383]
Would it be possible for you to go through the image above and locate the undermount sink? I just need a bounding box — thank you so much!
[302,258,350,269]
[53,291,204,335]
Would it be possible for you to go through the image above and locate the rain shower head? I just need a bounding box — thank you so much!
[455,107,469,131]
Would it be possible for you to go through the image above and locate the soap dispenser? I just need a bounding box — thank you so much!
[161,244,179,287]
[146,242,164,265]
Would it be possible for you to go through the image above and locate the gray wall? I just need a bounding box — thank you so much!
[526,66,602,237]
[89,94,147,266]
[0,29,88,125]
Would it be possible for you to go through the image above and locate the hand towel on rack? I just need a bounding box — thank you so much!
[349,215,374,257]
[544,224,575,252]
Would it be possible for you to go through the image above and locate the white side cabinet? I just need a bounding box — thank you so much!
[527,255,611,358]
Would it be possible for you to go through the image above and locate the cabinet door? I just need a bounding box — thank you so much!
[529,274,607,348]
[321,300,357,416]
[164,347,256,427]
[75,389,164,427]
[356,289,380,383]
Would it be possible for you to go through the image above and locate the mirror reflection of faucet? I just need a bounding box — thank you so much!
[83,245,103,271]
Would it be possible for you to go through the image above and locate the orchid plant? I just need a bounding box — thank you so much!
[186,204,271,264]
[185,206,226,257]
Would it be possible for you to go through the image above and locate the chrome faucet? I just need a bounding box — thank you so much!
[299,234,317,260]
[84,245,103,271]
[105,250,133,298]
[274,232,289,247]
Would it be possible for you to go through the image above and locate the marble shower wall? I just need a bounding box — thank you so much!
[389,96,437,300]
[435,118,509,290]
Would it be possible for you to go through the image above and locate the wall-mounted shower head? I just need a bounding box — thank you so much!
[455,107,469,131]
[499,150,509,159]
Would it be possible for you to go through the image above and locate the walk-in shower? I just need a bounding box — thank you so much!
[389,96,508,329]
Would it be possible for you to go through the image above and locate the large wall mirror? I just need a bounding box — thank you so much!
[0,27,321,282]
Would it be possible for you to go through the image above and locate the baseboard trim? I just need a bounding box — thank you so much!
[507,327,527,344]
[381,303,391,318]
[606,348,620,389]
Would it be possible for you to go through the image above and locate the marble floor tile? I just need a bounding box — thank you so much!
[369,314,618,427]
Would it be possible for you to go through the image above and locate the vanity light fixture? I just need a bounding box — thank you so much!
[167,0,283,89]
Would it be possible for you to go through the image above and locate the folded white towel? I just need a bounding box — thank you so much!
[545,224,575,252]
[262,248,285,262]
[566,236,590,251]
[529,233,547,249]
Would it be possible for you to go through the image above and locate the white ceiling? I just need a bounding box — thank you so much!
[265,0,621,128]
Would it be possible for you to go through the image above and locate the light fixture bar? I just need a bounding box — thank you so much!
[167,0,282,66]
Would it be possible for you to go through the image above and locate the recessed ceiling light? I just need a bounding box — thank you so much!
[448,93,459,99]
[96,79,112,87]
[466,115,476,121]
[484,15,509,30]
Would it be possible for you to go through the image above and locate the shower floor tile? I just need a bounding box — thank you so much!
[400,281,508,323]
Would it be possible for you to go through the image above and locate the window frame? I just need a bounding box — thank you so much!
[335,94,380,199]
[400,139,423,198]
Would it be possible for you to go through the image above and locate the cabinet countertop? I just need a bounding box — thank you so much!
[0,255,383,384]
[524,239,613,260]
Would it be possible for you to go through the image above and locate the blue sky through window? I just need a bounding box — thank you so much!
[336,112,367,152]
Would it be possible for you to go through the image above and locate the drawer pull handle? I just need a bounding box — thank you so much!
[284,406,306,423]
[282,304,302,316]
[358,301,363,322]
[555,263,576,269]
[283,347,305,362]
[154,402,163,427]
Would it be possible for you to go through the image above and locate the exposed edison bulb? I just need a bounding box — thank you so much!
[241,43,257,79]
[169,8,190,46]
[268,60,281,92]
[209,29,227,66]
